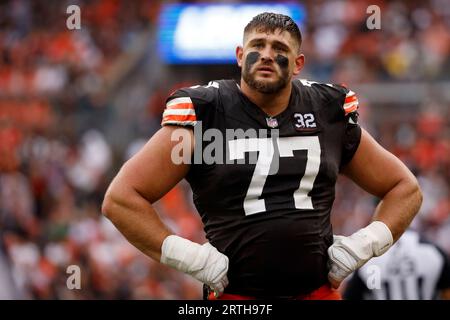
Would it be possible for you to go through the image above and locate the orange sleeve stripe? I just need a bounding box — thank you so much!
[344,104,358,115]
[162,114,197,122]
[345,95,357,104]
[166,103,195,110]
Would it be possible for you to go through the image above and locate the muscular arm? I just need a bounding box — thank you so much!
[101,126,193,261]
[342,129,423,242]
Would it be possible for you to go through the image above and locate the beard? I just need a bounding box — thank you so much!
[242,66,289,94]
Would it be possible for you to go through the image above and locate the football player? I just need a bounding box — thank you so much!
[102,13,422,299]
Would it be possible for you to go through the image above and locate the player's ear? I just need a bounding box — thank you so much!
[293,54,305,76]
[236,46,244,68]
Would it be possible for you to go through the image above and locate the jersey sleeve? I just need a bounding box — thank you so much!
[161,83,218,127]
[295,80,362,168]
[338,85,362,168]
[161,91,197,127]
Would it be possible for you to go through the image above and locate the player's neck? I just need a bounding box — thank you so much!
[240,80,292,117]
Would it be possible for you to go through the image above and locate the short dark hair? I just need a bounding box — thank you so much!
[244,12,302,50]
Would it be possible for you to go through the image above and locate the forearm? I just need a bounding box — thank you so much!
[328,178,422,287]
[371,177,422,242]
[102,186,172,262]
[330,130,423,287]
[102,182,230,295]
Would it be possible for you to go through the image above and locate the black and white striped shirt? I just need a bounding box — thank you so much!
[344,230,450,300]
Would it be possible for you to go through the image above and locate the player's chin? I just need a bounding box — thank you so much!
[254,70,278,79]
[253,74,280,84]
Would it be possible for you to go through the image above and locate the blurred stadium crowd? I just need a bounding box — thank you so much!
[0,0,449,299]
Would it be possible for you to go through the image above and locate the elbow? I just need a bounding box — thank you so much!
[101,190,116,220]
[101,182,124,221]
[406,174,423,214]
[101,176,143,222]
[102,164,131,220]
[415,181,423,211]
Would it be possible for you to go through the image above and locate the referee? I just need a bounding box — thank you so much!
[344,230,450,300]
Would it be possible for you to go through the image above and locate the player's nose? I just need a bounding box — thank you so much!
[260,46,275,62]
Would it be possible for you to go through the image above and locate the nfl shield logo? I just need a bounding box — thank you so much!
[266,117,278,128]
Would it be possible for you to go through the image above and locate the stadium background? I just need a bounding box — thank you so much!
[0,0,449,299]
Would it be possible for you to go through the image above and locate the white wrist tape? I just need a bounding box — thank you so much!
[341,221,393,260]
[328,221,394,283]
[160,235,206,272]
[365,221,394,256]
[160,235,229,295]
